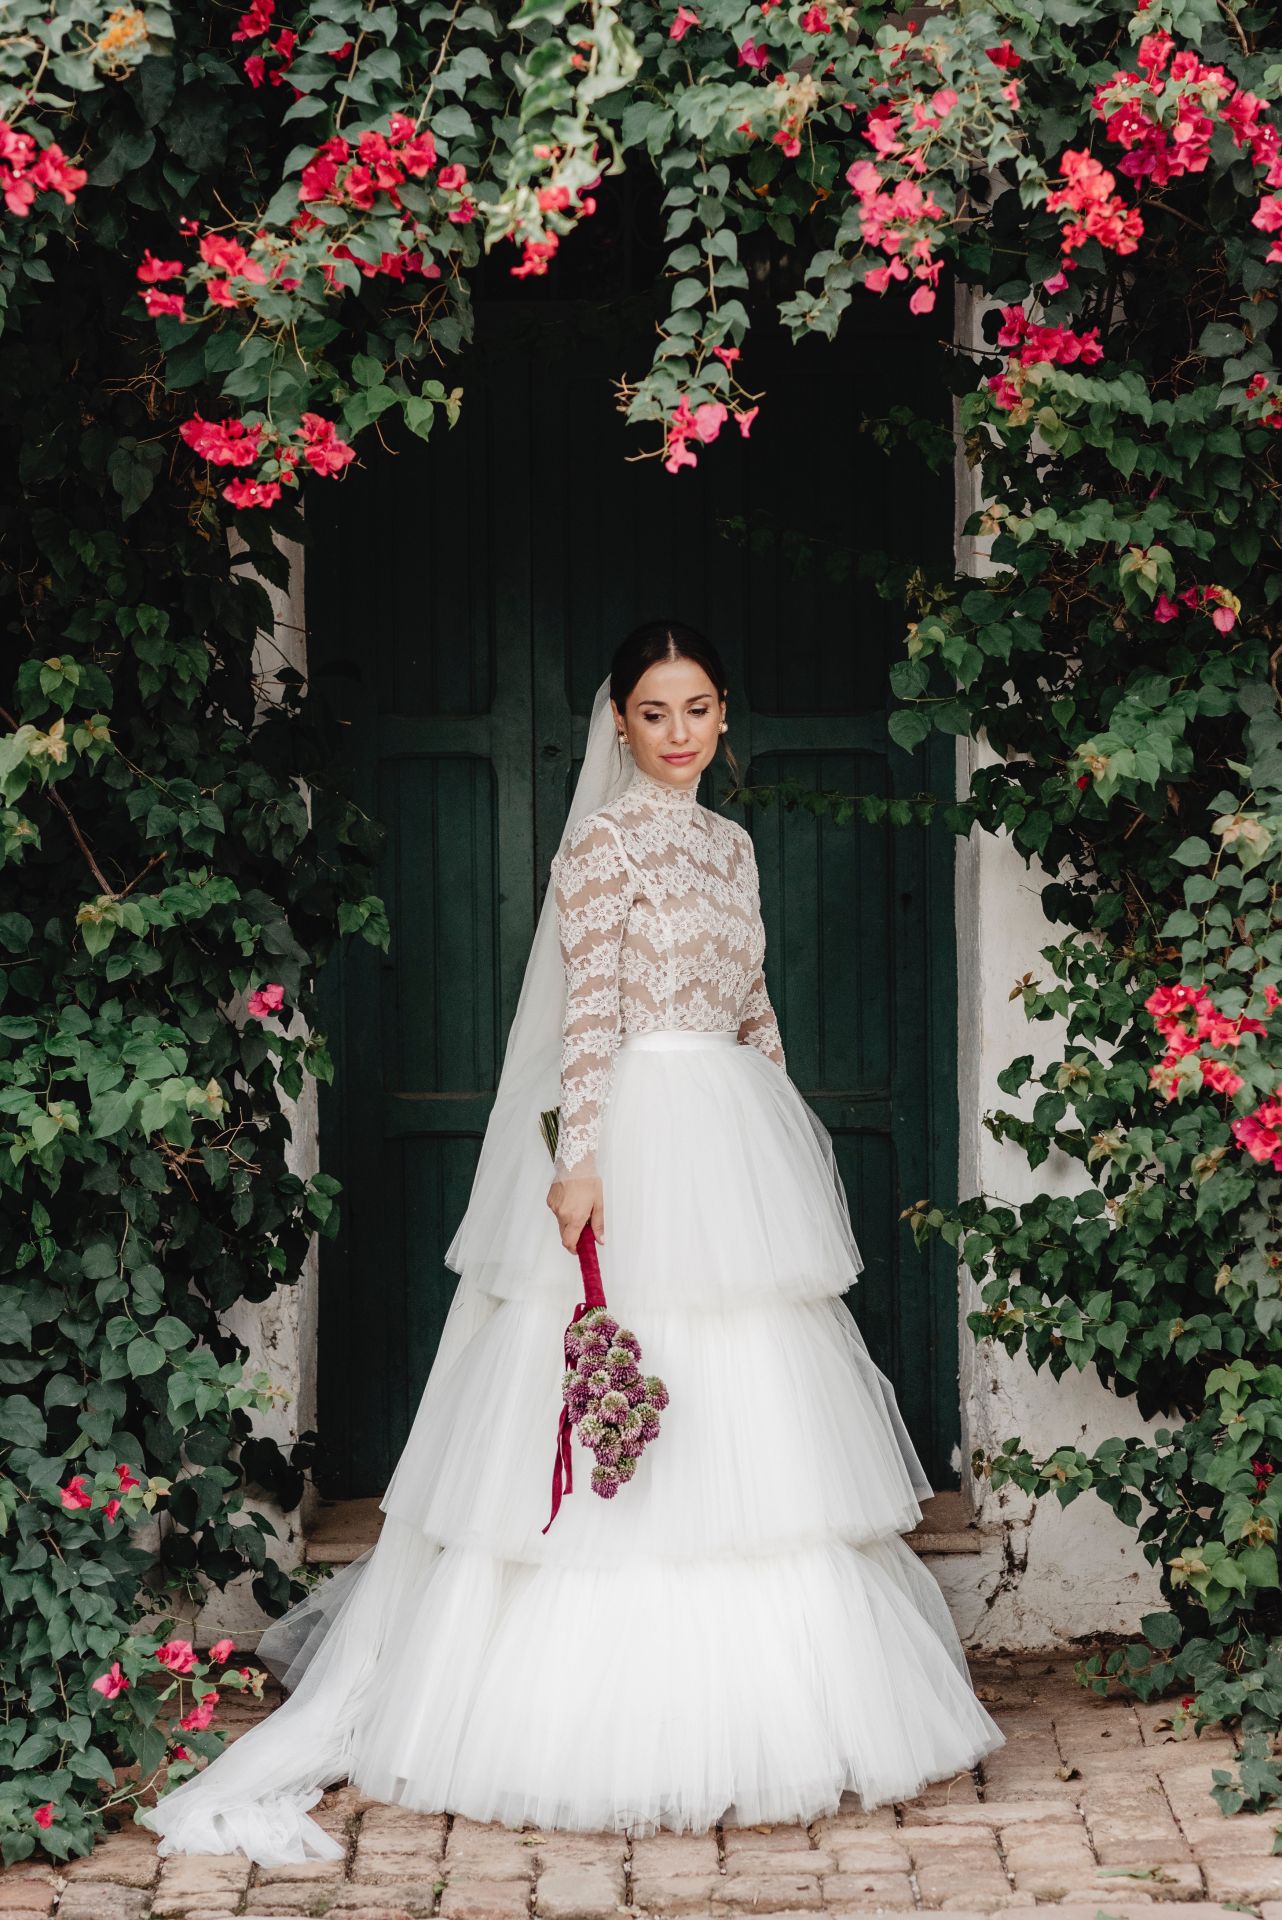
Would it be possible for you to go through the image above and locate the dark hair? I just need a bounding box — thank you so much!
[609,620,741,787]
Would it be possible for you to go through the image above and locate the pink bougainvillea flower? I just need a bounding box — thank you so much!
[711,345,741,367]
[908,284,935,314]
[691,402,727,443]
[735,406,758,437]
[171,1744,190,1760]
[1153,592,1180,622]
[208,1637,236,1663]
[91,1662,130,1700]
[102,1498,122,1523]
[232,0,273,38]
[141,289,185,319]
[33,1804,54,1830]
[155,1639,199,1675]
[247,982,286,1019]
[116,1463,141,1491]
[986,41,1021,69]
[437,163,468,193]
[60,1475,92,1512]
[738,38,769,67]
[296,414,357,476]
[180,414,264,469]
[178,1691,220,1733]
[137,250,184,284]
[1046,150,1143,258]
[669,4,700,37]
[222,477,282,509]
[799,3,829,30]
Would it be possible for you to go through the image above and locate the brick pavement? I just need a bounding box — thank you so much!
[7,1654,1282,1919]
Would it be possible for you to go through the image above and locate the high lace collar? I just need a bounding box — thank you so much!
[625,762,704,819]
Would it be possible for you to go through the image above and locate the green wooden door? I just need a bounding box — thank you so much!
[307,296,959,1494]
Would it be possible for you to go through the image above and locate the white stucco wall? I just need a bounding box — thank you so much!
[195,538,318,1645]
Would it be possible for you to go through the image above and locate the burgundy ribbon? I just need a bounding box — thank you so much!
[542,1221,607,1534]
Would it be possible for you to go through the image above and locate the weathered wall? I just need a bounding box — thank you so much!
[195,539,318,1646]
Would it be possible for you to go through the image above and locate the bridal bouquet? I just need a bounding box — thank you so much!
[540,1106,669,1531]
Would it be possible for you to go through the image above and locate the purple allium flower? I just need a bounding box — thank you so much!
[598,1390,628,1426]
[608,1362,639,1390]
[561,1369,578,1400]
[593,1431,622,1466]
[620,1431,645,1459]
[595,1315,619,1342]
[615,1329,641,1357]
[640,1411,661,1442]
[615,1454,637,1483]
[644,1374,669,1411]
[621,1406,643,1436]
[585,1369,610,1398]
[591,1463,621,1499]
[567,1386,590,1422]
[578,1413,605,1447]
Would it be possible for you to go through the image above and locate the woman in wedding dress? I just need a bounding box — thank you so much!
[139,623,1003,1867]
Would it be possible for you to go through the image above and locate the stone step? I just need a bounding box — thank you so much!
[301,1490,994,1566]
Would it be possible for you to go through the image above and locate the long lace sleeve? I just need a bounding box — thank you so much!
[551,815,634,1181]
[736,833,786,1070]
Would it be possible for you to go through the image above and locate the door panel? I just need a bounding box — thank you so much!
[308,298,959,1494]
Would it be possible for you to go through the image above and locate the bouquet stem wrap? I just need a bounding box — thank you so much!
[542,1222,607,1535]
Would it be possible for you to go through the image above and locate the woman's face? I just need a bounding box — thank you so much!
[613,659,725,791]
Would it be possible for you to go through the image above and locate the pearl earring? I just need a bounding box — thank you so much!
[719,722,728,733]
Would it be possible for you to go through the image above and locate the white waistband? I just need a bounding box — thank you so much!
[619,1029,739,1052]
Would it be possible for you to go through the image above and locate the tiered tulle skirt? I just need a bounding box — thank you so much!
[139,1030,1003,1866]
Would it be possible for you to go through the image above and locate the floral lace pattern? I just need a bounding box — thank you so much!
[551,763,786,1179]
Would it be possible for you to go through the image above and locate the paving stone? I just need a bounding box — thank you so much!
[0,1883,56,1914]
[527,1835,626,1872]
[628,1834,720,1877]
[810,1808,898,1841]
[817,1870,916,1908]
[437,1881,531,1920]
[236,1890,341,1916]
[720,1848,834,1876]
[151,1855,255,1916]
[1202,1857,1282,1901]
[330,1887,438,1915]
[630,1875,726,1914]
[913,1864,1012,1907]
[254,1858,349,1884]
[828,1839,912,1875]
[902,1799,1080,1829]
[533,1863,626,1917]
[1180,1813,1281,1857]
[63,1836,159,1889]
[721,1826,820,1855]
[54,1888,151,1920]
[707,1873,822,1911]
[443,1823,539,1882]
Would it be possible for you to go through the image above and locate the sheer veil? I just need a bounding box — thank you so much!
[438,672,633,1297]
[254,675,633,1686]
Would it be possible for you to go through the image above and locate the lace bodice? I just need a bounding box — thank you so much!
[550,763,786,1180]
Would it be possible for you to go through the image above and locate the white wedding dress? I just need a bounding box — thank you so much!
[139,754,1003,1867]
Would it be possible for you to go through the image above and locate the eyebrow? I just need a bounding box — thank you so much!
[637,698,712,708]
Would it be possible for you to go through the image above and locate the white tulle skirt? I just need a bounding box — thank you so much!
[139,1030,1003,1866]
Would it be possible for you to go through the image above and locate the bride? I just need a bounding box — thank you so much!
[139,622,1003,1866]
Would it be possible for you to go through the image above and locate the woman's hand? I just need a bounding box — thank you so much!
[546,1175,604,1254]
